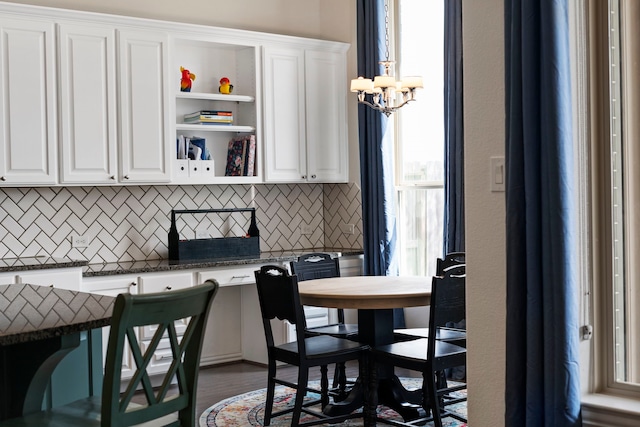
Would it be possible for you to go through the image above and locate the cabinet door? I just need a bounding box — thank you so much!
[0,17,56,185]
[118,29,171,183]
[138,272,193,375]
[263,46,307,183]
[17,267,83,290]
[305,49,348,182]
[83,275,139,381]
[58,23,117,184]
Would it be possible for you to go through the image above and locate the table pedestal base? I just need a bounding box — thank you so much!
[323,374,426,426]
[0,334,80,421]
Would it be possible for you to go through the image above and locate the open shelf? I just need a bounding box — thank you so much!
[176,124,255,133]
[176,92,255,103]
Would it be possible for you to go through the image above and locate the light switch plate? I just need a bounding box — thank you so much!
[490,156,505,192]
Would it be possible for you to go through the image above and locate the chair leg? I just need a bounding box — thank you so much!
[320,364,329,408]
[293,368,309,426]
[424,370,442,427]
[332,362,349,401]
[264,360,277,426]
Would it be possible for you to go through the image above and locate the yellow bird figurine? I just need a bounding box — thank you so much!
[219,77,233,94]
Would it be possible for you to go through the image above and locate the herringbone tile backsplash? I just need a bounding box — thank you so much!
[0,183,362,264]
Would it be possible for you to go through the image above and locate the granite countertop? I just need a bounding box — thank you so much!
[0,283,114,345]
[0,256,89,273]
[0,249,363,277]
[84,248,364,277]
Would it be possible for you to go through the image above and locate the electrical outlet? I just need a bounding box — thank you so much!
[341,224,355,235]
[196,229,210,239]
[72,235,89,248]
[300,225,313,235]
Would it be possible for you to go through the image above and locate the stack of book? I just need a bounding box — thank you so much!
[225,135,256,177]
[184,110,233,125]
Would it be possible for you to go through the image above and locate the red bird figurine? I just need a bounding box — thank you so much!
[180,66,196,92]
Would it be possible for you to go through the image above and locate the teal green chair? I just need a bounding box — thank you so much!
[0,280,219,427]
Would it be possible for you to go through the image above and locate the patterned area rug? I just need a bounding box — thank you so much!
[199,378,466,426]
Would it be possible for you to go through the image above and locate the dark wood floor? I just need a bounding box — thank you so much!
[193,361,353,416]
[193,360,419,417]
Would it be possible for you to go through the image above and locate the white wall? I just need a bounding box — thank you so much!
[463,1,507,426]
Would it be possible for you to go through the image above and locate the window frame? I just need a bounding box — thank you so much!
[581,0,640,423]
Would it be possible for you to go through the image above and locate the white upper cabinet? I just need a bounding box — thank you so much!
[0,16,57,186]
[262,46,306,183]
[58,22,118,184]
[0,3,349,187]
[58,25,170,185]
[263,44,348,183]
[304,49,348,182]
[118,29,171,183]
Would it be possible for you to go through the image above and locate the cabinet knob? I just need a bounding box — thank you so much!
[130,282,137,287]
[0,176,5,181]
[165,286,172,291]
[311,174,317,179]
[123,175,130,180]
[301,175,307,179]
[109,175,115,180]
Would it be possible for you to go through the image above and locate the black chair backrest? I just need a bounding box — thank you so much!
[290,253,344,323]
[428,274,466,357]
[102,280,219,427]
[255,265,308,349]
[436,252,466,276]
[290,253,341,281]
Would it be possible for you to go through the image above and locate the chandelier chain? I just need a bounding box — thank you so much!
[384,0,390,62]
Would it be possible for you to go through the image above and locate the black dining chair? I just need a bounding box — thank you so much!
[0,280,219,427]
[394,252,466,345]
[254,265,369,426]
[372,273,467,427]
[436,251,466,276]
[290,253,358,395]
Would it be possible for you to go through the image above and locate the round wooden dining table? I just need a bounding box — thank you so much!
[298,275,432,426]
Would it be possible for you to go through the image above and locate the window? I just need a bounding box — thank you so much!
[583,0,640,411]
[394,0,445,277]
[602,0,640,389]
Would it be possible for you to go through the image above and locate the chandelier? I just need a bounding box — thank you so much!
[350,0,423,117]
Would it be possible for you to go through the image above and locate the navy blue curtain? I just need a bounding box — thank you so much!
[356,0,403,327]
[504,1,581,425]
[443,0,465,255]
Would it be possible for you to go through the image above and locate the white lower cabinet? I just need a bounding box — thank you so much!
[80,259,346,370]
[339,254,365,325]
[82,275,139,382]
[197,264,290,366]
[15,267,83,290]
[136,272,194,376]
[83,271,194,384]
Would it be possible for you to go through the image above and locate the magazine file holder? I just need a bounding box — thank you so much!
[168,208,260,261]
